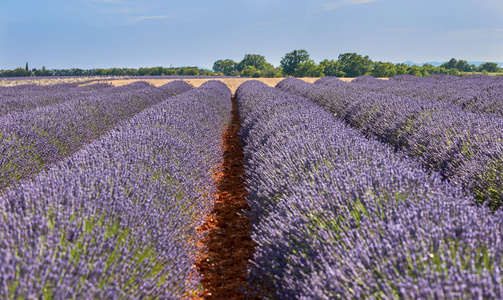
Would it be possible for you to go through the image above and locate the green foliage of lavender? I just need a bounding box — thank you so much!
[0,81,192,191]
[277,76,503,209]
[0,82,98,116]
[236,80,503,299]
[0,81,231,298]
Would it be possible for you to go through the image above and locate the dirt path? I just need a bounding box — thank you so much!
[193,98,254,299]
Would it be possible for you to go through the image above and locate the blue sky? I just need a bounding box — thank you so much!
[0,0,502,70]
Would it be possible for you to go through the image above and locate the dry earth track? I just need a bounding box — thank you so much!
[192,98,254,299]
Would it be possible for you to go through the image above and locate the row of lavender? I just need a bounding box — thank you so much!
[348,74,503,117]
[0,81,192,191]
[0,82,121,115]
[236,81,503,299]
[277,77,503,209]
[0,81,232,298]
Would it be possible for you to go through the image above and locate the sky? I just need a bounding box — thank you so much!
[0,0,502,70]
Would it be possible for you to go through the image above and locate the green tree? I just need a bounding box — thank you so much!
[181,67,199,76]
[320,59,345,77]
[213,59,238,76]
[371,61,397,77]
[441,58,457,69]
[260,64,283,77]
[164,68,177,75]
[280,49,310,76]
[435,67,450,75]
[272,67,284,78]
[199,69,214,76]
[294,60,324,77]
[455,60,471,72]
[420,63,437,75]
[237,54,268,72]
[241,65,261,77]
[34,66,51,76]
[395,63,409,75]
[25,62,29,71]
[407,65,422,76]
[479,62,499,73]
[447,68,460,76]
[338,53,373,77]
[12,67,31,77]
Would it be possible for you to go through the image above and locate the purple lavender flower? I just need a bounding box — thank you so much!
[237,80,503,299]
[0,80,231,298]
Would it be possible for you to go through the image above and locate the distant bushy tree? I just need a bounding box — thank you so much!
[260,64,284,77]
[407,65,422,76]
[240,65,261,77]
[454,60,472,72]
[420,64,437,76]
[237,54,268,72]
[281,49,310,76]
[479,62,499,73]
[213,59,238,76]
[294,60,324,77]
[34,66,51,76]
[14,68,31,76]
[181,67,199,76]
[371,61,397,77]
[320,59,345,77]
[441,58,457,69]
[237,54,272,72]
[395,63,409,75]
[237,54,267,72]
[338,53,372,77]
[446,68,460,76]
[164,68,177,75]
[199,69,214,76]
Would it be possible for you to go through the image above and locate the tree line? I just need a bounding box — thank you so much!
[213,50,503,77]
[2,52,502,78]
[0,65,215,78]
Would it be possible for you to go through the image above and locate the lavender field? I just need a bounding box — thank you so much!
[0,75,502,299]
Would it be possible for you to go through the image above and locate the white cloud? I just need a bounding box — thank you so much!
[321,0,377,11]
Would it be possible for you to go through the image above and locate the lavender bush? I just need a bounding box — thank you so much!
[236,80,503,299]
[386,75,503,116]
[0,80,192,190]
[315,74,503,117]
[0,80,231,298]
[277,77,503,209]
[0,83,92,115]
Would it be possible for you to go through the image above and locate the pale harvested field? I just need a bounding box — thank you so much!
[98,77,356,95]
[2,77,385,94]
[0,77,109,87]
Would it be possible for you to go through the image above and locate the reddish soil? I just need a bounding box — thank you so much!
[193,98,254,299]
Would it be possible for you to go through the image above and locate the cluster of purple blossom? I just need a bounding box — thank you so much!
[277,76,503,209]
[388,75,503,116]
[236,80,503,299]
[315,74,503,116]
[0,83,89,115]
[0,80,231,298]
[335,74,503,117]
[0,81,192,190]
